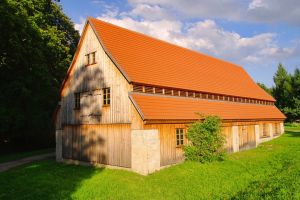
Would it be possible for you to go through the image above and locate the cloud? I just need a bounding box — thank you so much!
[128,0,300,25]
[73,1,299,71]
[247,0,300,25]
[126,4,175,20]
[74,17,85,34]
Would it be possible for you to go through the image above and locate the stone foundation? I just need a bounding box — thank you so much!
[55,130,63,162]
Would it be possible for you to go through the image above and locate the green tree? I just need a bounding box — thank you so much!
[257,82,272,95]
[291,68,300,100]
[0,0,79,149]
[272,64,300,122]
[272,63,292,110]
[184,115,226,163]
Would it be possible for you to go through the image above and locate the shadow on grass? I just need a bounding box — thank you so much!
[284,130,300,137]
[0,159,101,200]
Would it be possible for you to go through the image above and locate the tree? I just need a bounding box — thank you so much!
[0,0,79,149]
[184,115,226,163]
[257,82,272,95]
[272,63,292,110]
[291,68,300,100]
[272,63,300,122]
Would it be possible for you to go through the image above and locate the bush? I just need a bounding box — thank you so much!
[184,115,226,162]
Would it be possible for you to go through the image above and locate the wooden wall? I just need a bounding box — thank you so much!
[144,120,283,167]
[238,125,256,151]
[144,124,187,166]
[59,24,132,126]
[62,124,131,168]
[222,126,233,153]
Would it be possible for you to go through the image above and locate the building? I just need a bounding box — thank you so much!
[55,17,286,175]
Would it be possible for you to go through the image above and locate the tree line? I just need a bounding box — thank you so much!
[258,63,300,122]
[0,0,79,151]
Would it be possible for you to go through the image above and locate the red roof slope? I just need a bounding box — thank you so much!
[89,18,275,101]
[130,93,285,121]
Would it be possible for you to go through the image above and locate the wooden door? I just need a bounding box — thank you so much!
[238,125,256,151]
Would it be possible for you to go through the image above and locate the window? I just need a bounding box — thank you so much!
[85,51,96,66]
[176,128,184,146]
[74,93,80,110]
[103,87,110,106]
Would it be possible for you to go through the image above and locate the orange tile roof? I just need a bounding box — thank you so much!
[130,93,285,121]
[89,18,275,101]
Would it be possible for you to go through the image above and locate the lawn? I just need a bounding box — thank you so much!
[0,148,54,164]
[285,123,300,131]
[0,128,299,200]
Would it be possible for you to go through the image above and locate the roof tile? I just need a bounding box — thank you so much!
[89,18,275,101]
[130,93,285,120]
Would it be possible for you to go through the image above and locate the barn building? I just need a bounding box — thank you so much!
[55,18,286,175]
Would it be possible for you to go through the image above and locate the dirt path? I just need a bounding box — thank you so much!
[0,153,55,172]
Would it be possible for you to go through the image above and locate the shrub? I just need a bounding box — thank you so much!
[184,115,226,162]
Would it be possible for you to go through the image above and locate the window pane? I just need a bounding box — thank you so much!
[176,128,184,146]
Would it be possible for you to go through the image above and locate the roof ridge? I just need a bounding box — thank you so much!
[88,17,243,70]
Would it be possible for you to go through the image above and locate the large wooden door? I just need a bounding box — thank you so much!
[222,126,233,153]
[62,124,131,168]
[238,125,256,151]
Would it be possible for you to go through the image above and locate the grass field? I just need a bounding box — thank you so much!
[0,148,54,164]
[285,123,300,131]
[0,128,299,200]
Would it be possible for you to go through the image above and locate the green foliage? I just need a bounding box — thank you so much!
[0,128,299,199]
[257,82,272,95]
[272,63,300,122]
[184,115,226,162]
[0,0,79,148]
[273,63,293,109]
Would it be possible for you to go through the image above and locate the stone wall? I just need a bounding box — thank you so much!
[131,129,160,175]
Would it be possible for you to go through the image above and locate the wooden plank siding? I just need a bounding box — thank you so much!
[59,23,132,126]
[144,124,188,166]
[222,126,233,153]
[238,125,256,151]
[62,124,131,168]
[142,121,282,167]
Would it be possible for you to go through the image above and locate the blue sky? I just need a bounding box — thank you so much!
[58,0,300,87]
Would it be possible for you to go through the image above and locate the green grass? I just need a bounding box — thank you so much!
[0,148,54,164]
[285,123,300,131]
[0,129,299,200]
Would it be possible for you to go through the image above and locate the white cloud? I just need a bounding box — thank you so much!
[74,17,85,34]
[127,4,174,20]
[248,0,268,10]
[128,0,300,25]
[97,16,182,42]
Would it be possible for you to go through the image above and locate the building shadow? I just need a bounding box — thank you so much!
[284,130,300,137]
[0,159,103,200]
